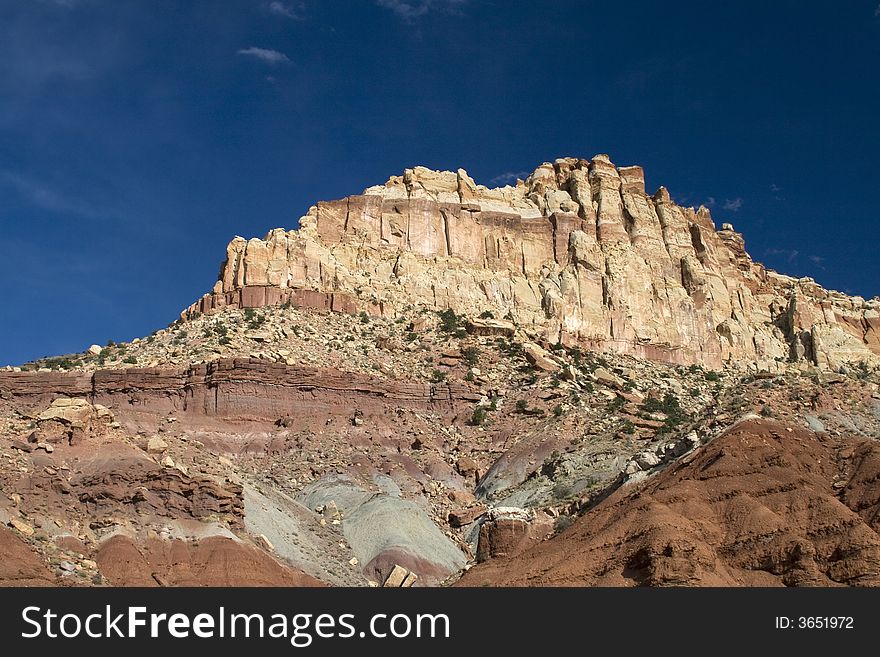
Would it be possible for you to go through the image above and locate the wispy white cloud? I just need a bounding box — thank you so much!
[489,171,529,187]
[723,197,743,212]
[704,196,716,208]
[237,47,290,65]
[875,3,880,17]
[765,247,799,263]
[770,183,781,192]
[376,0,468,21]
[267,2,304,20]
[1,170,106,219]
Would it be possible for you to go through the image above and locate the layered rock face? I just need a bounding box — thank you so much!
[184,156,880,370]
[0,358,476,420]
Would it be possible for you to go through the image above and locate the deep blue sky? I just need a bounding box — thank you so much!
[2,1,879,365]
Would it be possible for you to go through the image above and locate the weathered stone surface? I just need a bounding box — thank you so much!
[0,358,480,421]
[146,437,168,454]
[383,564,408,587]
[9,517,35,537]
[465,318,516,337]
[593,367,625,390]
[38,397,93,427]
[475,507,549,563]
[523,343,561,372]
[178,155,877,370]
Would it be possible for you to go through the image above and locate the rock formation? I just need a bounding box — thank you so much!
[183,155,880,371]
[458,418,880,587]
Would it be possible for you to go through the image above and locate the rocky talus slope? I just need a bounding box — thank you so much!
[2,156,879,587]
[184,156,879,371]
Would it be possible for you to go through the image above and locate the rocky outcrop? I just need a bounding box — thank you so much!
[182,155,879,370]
[458,420,880,587]
[0,358,479,420]
[75,453,244,524]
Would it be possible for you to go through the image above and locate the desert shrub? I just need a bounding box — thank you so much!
[470,407,487,426]
[554,515,575,533]
[462,346,480,366]
[438,309,460,334]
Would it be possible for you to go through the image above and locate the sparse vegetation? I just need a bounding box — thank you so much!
[554,515,574,533]
[470,406,488,426]
[854,360,871,381]
[462,346,480,366]
[438,308,460,333]
[640,392,687,433]
[430,369,446,383]
[496,338,522,356]
[607,396,625,412]
[45,357,75,371]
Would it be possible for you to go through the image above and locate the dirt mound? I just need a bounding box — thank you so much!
[96,534,323,587]
[459,419,880,586]
[0,526,57,586]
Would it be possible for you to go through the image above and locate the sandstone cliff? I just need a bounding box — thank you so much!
[184,155,880,370]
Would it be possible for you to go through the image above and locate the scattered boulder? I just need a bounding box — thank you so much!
[383,564,407,587]
[39,397,92,427]
[634,451,661,469]
[146,437,168,454]
[523,342,562,373]
[465,318,515,337]
[593,367,625,390]
[36,397,115,445]
[447,505,486,528]
[9,518,35,536]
